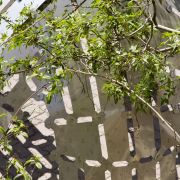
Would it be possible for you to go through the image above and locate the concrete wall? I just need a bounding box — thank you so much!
[0,0,180,179]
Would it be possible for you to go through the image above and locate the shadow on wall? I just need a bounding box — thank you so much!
[0,74,58,179]
[0,70,179,180]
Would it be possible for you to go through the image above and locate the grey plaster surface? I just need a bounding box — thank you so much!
[0,0,180,180]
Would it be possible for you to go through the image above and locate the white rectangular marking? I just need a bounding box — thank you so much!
[85,160,101,167]
[151,97,156,107]
[77,116,92,123]
[17,134,26,144]
[112,161,128,167]
[105,170,112,180]
[156,162,161,180]
[128,132,134,152]
[32,139,47,146]
[176,155,180,179]
[89,76,101,113]
[38,173,52,180]
[176,164,180,179]
[98,124,108,159]
[167,104,173,111]
[175,69,180,77]
[132,168,137,176]
[54,118,67,126]
[62,86,73,114]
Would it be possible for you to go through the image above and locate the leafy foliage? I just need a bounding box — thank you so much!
[0,0,180,178]
[0,0,178,109]
[0,115,42,179]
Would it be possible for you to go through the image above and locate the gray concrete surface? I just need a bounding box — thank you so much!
[0,0,180,180]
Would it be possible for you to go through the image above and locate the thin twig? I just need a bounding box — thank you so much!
[155,24,180,33]
[143,21,153,51]
[63,0,87,18]
[128,18,149,37]
[152,0,157,26]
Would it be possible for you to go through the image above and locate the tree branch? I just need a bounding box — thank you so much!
[155,24,180,33]
[68,67,180,143]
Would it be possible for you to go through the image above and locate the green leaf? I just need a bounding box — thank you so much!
[35,162,42,169]
[0,113,6,118]
[0,126,6,135]
[46,92,53,104]
[20,131,28,138]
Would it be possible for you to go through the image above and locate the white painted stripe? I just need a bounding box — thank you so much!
[26,76,37,92]
[112,161,128,167]
[85,160,101,167]
[1,74,19,94]
[32,139,47,146]
[167,104,173,111]
[98,124,108,159]
[156,162,161,180]
[54,118,67,126]
[56,174,60,180]
[35,123,54,137]
[170,146,175,152]
[176,155,180,179]
[77,116,92,123]
[63,155,76,162]
[105,170,112,180]
[132,168,137,176]
[17,134,26,144]
[89,76,101,113]
[174,69,180,77]
[128,132,134,152]
[177,165,180,180]
[38,173,52,180]
[62,86,73,114]
[151,97,156,107]
[172,7,180,18]
[28,148,52,169]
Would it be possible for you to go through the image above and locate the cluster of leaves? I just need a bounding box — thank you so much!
[0,114,42,179]
[0,0,179,178]
[6,155,42,180]
[0,0,177,110]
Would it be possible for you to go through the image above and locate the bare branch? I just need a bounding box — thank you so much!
[155,24,180,33]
